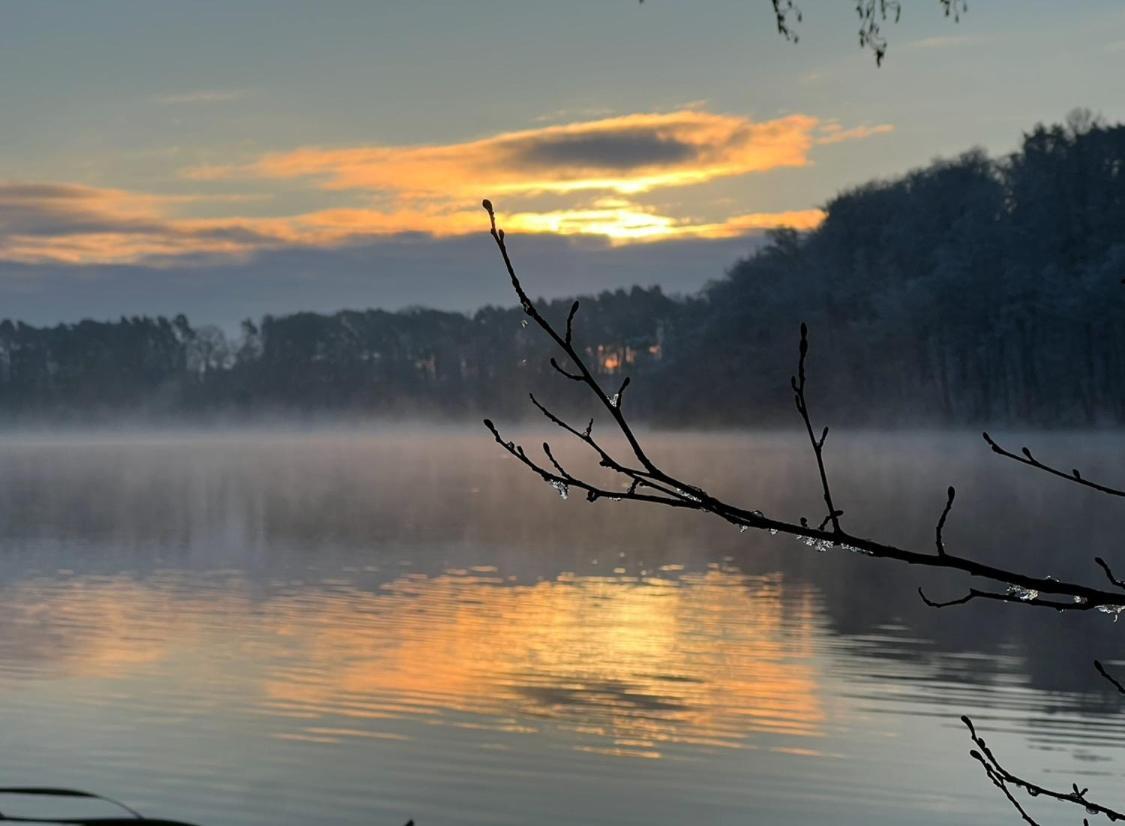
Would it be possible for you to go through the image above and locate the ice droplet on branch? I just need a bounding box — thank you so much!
[797,536,833,553]
[1097,604,1125,621]
[1006,584,1039,601]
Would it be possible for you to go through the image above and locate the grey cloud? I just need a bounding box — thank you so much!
[0,183,94,201]
[0,183,277,244]
[511,129,699,171]
[0,183,154,236]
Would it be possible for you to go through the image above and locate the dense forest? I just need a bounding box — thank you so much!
[2,112,1123,426]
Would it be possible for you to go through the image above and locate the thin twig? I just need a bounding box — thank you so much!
[936,485,955,556]
[918,586,1076,611]
[983,432,1125,498]
[1094,660,1125,695]
[1095,557,1125,591]
[791,323,843,536]
[565,300,579,346]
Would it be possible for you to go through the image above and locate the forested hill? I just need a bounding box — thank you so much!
[2,113,1124,426]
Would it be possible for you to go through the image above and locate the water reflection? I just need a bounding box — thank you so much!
[1,568,826,757]
[0,430,1124,825]
[265,570,826,753]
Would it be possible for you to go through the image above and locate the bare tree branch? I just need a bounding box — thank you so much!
[792,322,843,535]
[549,357,583,382]
[983,432,1125,498]
[480,203,1125,825]
[918,586,1077,611]
[480,202,1125,615]
[1094,557,1125,591]
[935,485,955,556]
[483,199,669,482]
[963,715,1125,823]
[771,0,967,65]
[771,0,803,43]
[482,417,693,510]
[564,300,580,346]
[1094,659,1125,695]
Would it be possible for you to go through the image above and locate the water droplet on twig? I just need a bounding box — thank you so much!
[1097,604,1125,621]
[1006,584,1039,601]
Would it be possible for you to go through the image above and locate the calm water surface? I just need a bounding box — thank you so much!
[1,429,1125,825]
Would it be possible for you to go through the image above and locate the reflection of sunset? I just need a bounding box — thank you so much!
[0,569,826,760]
[0,579,177,678]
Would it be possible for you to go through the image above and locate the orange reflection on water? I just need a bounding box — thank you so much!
[0,568,829,760]
[259,569,828,757]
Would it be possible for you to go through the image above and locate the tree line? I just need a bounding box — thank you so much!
[663,110,1125,426]
[1,112,1123,426]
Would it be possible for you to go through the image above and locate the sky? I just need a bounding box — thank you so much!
[2,0,1125,328]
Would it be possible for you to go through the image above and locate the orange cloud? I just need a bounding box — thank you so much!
[0,183,277,264]
[188,110,888,197]
[815,122,895,145]
[0,109,884,263]
[0,183,824,264]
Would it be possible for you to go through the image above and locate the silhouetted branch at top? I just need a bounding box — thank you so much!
[480,200,1125,616]
[643,0,967,65]
[770,0,967,65]
[480,201,1125,824]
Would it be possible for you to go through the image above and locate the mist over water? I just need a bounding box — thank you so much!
[1,428,1124,825]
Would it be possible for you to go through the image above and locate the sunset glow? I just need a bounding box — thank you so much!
[0,110,878,266]
[1,2,1122,325]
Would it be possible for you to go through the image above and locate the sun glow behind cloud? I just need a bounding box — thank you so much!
[0,109,891,264]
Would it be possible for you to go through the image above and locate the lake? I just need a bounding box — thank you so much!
[1,428,1124,825]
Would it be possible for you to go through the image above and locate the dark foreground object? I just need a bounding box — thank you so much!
[0,788,199,825]
[1,789,414,826]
